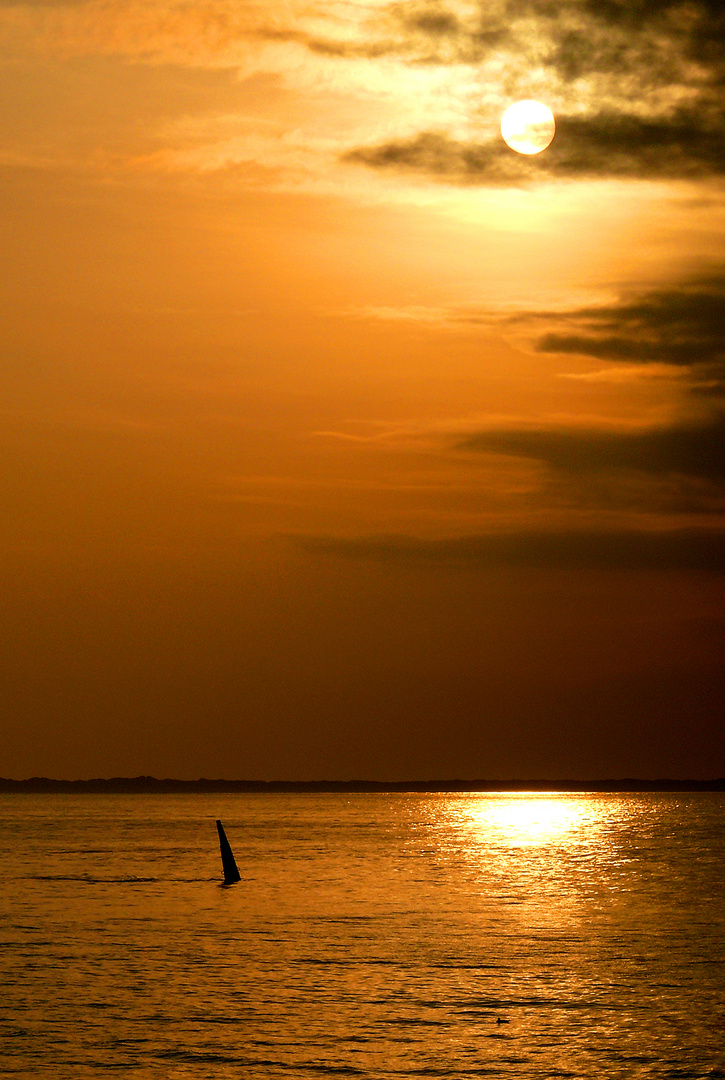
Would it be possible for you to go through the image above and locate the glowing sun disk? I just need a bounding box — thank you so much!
[501,100,556,155]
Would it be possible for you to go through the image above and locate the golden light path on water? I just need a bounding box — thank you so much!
[453,793,604,847]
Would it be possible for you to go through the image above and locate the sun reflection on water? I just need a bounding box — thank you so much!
[463,794,596,847]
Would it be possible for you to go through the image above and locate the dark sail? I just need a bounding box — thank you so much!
[216,819,241,884]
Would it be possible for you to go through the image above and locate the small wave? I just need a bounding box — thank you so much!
[158,1050,375,1075]
[432,963,503,970]
[663,1072,725,1079]
[326,916,373,923]
[294,957,397,967]
[391,1068,499,1076]
[385,1018,449,1028]
[28,875,159,884]
[159,1051,271,1065]
[294,958,348,966]
[456,995,611,1011]
[300,1068,364,1076]
[27,874,214,884]
[157,1051,365,1074]
[192,1016,248,1026]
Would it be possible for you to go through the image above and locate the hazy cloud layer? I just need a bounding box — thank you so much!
[0,0,385,67]
[4,0,725,187]
[301,527,725,572]
[343,0,725,184]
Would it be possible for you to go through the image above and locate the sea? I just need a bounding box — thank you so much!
[1,792,724,1079]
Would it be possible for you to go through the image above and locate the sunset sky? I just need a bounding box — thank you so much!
[2,0,724,780]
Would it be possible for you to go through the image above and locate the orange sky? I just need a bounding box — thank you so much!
[1,0,724,779]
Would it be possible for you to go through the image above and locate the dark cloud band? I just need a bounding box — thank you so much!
[300,528,725,572]
[533,277,725,369]
[344,106,725,184]
[460,416,725,483]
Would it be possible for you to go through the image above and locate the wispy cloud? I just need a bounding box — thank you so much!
[0,0,394,73]
[299,526,725,572]
[450,270,725,499]
[558,366,690,384]
[339,304,452,323]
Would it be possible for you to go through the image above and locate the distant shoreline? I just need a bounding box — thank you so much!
[1,777,724,793]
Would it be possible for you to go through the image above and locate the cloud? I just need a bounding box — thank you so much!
[0,0,312,69]
[299,527,725,572]
[325,274,725,508]
[559,365,689,384]
[342,0,725,184]
[0,0,392,70]
[344,105,725,185]
[344,131,529,185]
[444,270,725,503]
[544,109,725,181]
[452,270,725,478]
[533,273,725,369]
[459,415,725,483]
[6,0,724,188]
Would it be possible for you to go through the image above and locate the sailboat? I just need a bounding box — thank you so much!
[216,819,241,885]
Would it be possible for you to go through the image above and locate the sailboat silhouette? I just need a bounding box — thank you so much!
[216,819,241,885]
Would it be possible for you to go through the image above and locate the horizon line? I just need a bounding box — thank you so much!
[1,776,724,793]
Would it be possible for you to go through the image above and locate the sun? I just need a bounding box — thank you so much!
[501,100,556,155]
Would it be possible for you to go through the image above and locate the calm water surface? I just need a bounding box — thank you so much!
[1,793,723,1078]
